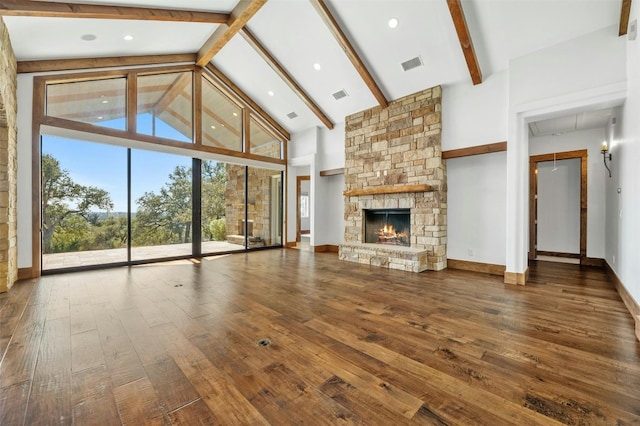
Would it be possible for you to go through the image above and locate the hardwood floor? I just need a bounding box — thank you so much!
[1,250,639,425]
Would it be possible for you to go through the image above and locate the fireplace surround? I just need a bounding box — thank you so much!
[339,86,447,272]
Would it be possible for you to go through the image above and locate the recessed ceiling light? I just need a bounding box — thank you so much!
[313,63,321,71]
[232,112,238,117]
[81,34,97,41]
[97,116,103,120]
[123,35,134,41]
[268,91,274,96]
[211,125,216,130]
[388,18,399,29]
[101,100,109,104]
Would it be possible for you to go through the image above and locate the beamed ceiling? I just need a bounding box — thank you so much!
[0,0,630,137]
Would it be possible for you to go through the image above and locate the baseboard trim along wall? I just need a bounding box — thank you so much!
[17,267,35,280]
[504,268,528,285]
[605,262,640,343]
[446,259,505,276]
[284,242,297,248]
[314,245,339,253]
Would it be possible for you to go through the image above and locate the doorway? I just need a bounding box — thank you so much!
[529,150,587,263]
[296,176,310,245]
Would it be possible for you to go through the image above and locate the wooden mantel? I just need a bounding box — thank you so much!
[343,184,437,197]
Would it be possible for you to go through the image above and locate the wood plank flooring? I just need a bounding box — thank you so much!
[1,249,639,425]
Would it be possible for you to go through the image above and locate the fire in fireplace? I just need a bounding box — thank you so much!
[364,209,410,247]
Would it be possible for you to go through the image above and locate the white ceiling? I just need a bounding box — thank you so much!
[3,0,623,136]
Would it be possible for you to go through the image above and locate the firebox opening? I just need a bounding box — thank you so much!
[364,209,410,247]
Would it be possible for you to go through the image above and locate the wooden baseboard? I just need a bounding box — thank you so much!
[605,262,640,342]
[504,268,528,286]
[284,242,297,248]
[313,245,339,253]
[581,257,605,267]
[447,259,505,276]
[18,267,36,280]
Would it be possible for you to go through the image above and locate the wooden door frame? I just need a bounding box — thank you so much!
[296,175,310,243]
[529,149,587,263]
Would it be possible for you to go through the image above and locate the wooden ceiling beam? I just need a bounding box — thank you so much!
[18,54,197,74]
[446,0,483,85]
[240,28,334,130]
[309,0,388,108]
[619,0,632,36]
[196,0,266,67]
[0,0,229,23]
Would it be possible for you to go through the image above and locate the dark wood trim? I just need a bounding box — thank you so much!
[206,64,290,140]
[319,168,344,177]
[296,175,310,243]
[31,78,45,278]
[0,0,229,22]
[196,0,267,67]
[344,184,436,197]
[126,71,137,137]
[313,245,339,253]
[582,257,606,268]
[17,54,197,74]
[529,150,588,265]
[284,241,297,248]
[40,116,286,166]
[441,142,507,160]
[309,0,388,108]
[193,68,203,147]
[504,268,528,286]
[605,262,640,342]
[17,267,36,281]
[446,0,483,85]
[619,0,633,36]
[447,259,505,276]
[536,251,581,259]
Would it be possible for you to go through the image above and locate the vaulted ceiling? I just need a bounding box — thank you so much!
[1,0,629,137]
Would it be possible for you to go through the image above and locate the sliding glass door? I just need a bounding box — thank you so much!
[41,139,283,272]
[41,136,128,270]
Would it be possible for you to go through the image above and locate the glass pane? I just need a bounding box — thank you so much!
[131,150,193,261]
[137,72,193,142]
[201,160,245,254]
[246,166,282,247]
[202,79,242,151]
[46,78,126,130]
[41,136,128,270]
[250,118,281,159]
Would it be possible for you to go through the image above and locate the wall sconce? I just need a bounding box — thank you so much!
[601,141,612,178]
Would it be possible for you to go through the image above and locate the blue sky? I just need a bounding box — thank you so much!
[42,115,194,212]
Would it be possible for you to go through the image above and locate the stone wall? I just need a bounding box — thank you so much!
[0,18,17,292]
[340,86,447,271]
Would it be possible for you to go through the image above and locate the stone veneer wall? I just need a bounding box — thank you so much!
[340,86,447,271]
[225,141,281,245]
[0,18,17,292]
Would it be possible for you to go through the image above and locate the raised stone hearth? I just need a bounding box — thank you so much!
[339,86,446,272]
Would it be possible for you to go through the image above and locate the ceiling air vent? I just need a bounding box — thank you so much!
[287,112,298,119]
[401,56,423,72]
[332,89,349,100]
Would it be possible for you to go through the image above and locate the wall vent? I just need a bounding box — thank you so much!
[332,89,349,100]
[287,112,298,119]
[401,56,423,72]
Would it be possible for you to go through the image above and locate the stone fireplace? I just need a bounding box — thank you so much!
[339,86,446,272]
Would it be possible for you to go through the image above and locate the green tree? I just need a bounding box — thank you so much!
[201,161,227,240]
[134,165,192,245]
[42,154,113,253]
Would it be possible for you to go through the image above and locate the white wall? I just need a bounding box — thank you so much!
[442,70,508,150]
[446,151,506,265]
[536,159,581,254]
[529,127,608,258]
[610,3,640,306]
[505,26,627,276]
[16,74,33,269]
[287,127,317,244]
